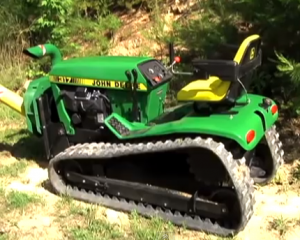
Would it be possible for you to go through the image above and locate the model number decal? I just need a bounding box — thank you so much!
[50,76,147,91]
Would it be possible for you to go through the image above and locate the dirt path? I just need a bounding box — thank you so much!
[239,187,300,240]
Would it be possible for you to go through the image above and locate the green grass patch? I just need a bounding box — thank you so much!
[269,215,292,237]
[59,202,178,240]
[0,161,28,177]
[55,193,75,215]
[69,203,97,217]
[0,105,24,125]
[129,211,175,240]
[69,218,124,240]
[63,204,124,240]
[0,234,10,240]
[0,128,31,144]
[0,127,44,161]
[5,190,43,209]
[55,195,98,220]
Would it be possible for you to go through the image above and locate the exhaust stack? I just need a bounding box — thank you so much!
[0,84,25,115]
[23,44,62,65]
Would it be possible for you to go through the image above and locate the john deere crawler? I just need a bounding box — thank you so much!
[0,34,284,236]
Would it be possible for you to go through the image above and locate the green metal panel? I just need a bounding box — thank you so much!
[50,83,75,134]
[102,89,149,123]
[146,84,168,122]
[23,76,51,134]
[105,94,279,151]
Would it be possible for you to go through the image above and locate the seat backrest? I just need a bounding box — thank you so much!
[219,35,262,104]
[233,35,262,92]
[233,34,261,66]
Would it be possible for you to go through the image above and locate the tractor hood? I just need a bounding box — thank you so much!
[49,56,153,81]
[23,44,173,88]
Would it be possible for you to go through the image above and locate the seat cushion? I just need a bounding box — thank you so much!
[176,76,231,102]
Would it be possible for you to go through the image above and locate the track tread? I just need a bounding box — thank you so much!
[48,137,255,236]
[261,125,284,184]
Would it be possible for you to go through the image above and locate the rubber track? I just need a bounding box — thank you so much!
[258,125,285,184]
[48,137,255,236]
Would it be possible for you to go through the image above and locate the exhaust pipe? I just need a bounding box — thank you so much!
[0,84,25,115]
[23,44,62,65]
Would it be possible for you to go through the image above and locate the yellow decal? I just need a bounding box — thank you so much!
[250,47,255,60]
[50,76,147,91]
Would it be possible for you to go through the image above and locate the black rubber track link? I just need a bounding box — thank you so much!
[48,137,255,236]
[254,125,284,184]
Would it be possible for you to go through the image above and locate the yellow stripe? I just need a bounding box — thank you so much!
[234,34,260,64]
[49,76,147,91]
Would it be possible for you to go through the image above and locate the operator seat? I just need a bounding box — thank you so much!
[176,34,262,103]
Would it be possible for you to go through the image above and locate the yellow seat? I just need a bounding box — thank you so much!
[177,76,231,102]
[177,34,261,102]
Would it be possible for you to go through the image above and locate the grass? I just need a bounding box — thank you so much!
[0,161,28,177]
[5,190,43,209]
[68,218,124,240]
[0,235,9,240]
[270,216,289,236]
[55,198,177,240]
[0,45,26,92]
[0,105,24,127]
[129,211,175,240]
[269,215,299,239]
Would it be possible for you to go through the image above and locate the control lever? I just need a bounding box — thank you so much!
[131,69,140,122]
[167,42,194,76]
[166,56,181,71]
[125,70,136,121]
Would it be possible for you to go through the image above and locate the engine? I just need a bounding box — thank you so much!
[60,86,112,130]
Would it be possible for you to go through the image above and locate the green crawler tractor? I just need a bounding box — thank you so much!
[0,34,284,236]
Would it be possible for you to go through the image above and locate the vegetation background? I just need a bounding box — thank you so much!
[2,0,300,113]
[0,0,300,239]
[1,0,299,115]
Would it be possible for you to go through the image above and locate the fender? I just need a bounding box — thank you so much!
[105,94,279,151]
